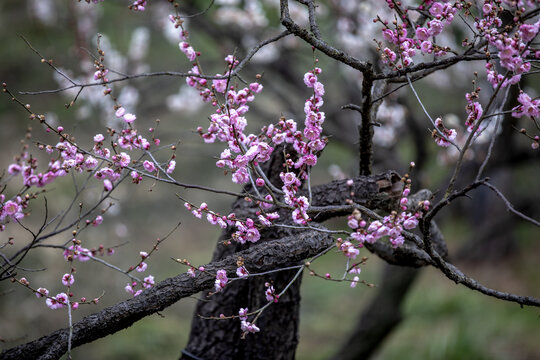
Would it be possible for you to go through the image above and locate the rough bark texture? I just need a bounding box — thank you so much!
[181,161,403,359]
[2,159,414,360]
[0,231,333,360]
[2,156,438,360]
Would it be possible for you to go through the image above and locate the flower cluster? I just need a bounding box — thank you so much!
[45,292,69,310]
[236,266,249,278]
[240,320,260,334]
[25,273,81,310]
[512,91,540,119]
[6,137,99,200]
[63,244,91,262]
[238,308,259,335]
[274,68,327,224]
[346,185,429,252]
[125,275,154,297]
[481,8,538,89]
[185,201,273,244]
[125,252,154,297]
[264,282,279,303]
[377,0,538,145]
[464,90,483,133]
[432,117,458,147]
[378,1,459,68]
[0,195,25,227]
[129,0,147,12]
[169,14,198,62]
[215,269,228,293]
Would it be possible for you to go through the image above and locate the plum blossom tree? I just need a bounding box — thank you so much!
[0,0,539,359]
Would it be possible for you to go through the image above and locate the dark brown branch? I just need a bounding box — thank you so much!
[421,208,540,307]
[280,0,371,73]
[424,226,540,307]
[0,231,334,360]
[373,53,490,80]
[296,0,322,39]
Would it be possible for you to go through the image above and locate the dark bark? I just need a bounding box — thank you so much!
[2,157,421,360]
[181,159,403,359]
[0,231,334,360]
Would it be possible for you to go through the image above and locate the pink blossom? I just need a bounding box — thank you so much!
[390,235,405,248]
[232,167,249,184]
[382,29,397,43]
[257,215,271,227]
[249,83,263,93]
[131,170,142,184]
[420,41,433,53]
[125,282,135,295]
[428,19,444,36]
[429,2,444,16]
[512,92,540,118]
[265,283,279,303]
[519,22,539,43]
[115,107,126,118]
[2,200,23,221]
[93,215,103,226]
[213,78,228,93]
[240,321,260,334]
[64,244,91,262]
[236,266,249,278]
[130,0,146,11]
[62,273,74,286]
[215,269,228,292]
[340,240,360,259]
[350,276,360,288]
[136,261,148,272]
[103,179,113,192]
[123,113,136,123]
[244,227,260,243]
[313,82,325,96]
[46,293,68,310]
[166,160,177,175]
[143,275,154,289]
[238,308,249,321]
[303,72,318,87]
[84,156,98,169]
[403,216,418,229]
[382,48,397,63]
[348,217,359,229]
[179,42,197,61]
[143,160,156,173]
[113,152,131,168]
[280,172,299,186]
[8,164,21,175]
[35,287,49,298]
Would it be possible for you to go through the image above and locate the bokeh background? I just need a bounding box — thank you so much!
[0,1,539,359]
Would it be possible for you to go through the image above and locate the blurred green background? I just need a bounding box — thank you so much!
[0,1,538,359]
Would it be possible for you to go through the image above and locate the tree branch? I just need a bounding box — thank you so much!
[0,230,334,360]
[280,0,371,73]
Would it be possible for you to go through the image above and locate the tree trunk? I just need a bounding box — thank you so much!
[181,153,403,359]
